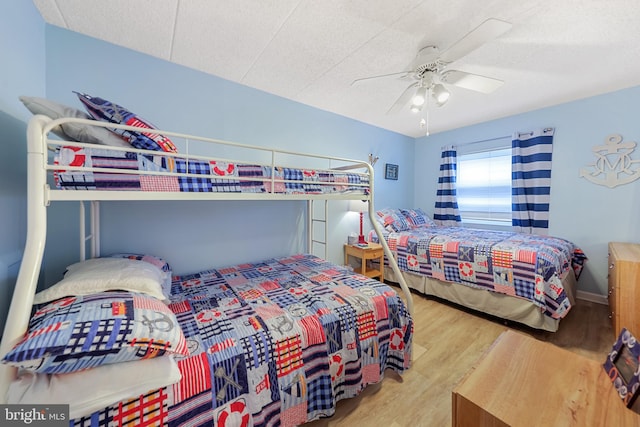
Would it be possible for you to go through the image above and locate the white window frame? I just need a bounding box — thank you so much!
[456,138,512,228]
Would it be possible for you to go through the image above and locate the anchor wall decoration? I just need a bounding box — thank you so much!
[580,134,640,188]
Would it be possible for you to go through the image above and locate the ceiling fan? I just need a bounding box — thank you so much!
[352,18,512,115]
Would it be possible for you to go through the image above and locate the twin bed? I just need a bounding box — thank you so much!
[1,94,585,425]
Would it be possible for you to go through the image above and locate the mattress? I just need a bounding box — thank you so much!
[386,267,576,332]
[370,226,586,321]
[69,254,412,426]
[53,145,369,195]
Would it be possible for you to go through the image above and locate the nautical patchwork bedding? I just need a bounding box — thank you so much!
[71,254,412,426]
[371,226,586,320]
[53,146,369,195]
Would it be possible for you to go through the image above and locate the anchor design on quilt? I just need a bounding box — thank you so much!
[389,306,401,327]
[325,323,342,353]
[349,294,371,309]
[215,358,243,401]
[580,134,640,188]
[458,246,474,261]
[287,303,308,317]
[359,287,376,296]
[141,312,175,332]
[272,315,294,334]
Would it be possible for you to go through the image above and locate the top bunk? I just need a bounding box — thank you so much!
[28,114,373,204]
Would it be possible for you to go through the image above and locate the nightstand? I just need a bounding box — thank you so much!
[344,243,384,282]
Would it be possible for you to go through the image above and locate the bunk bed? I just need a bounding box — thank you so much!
[369,208,585,332]
[0,113,414,426]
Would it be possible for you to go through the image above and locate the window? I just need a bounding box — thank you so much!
[457,145,511,226]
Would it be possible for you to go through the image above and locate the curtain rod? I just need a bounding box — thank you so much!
[457,134,511,147]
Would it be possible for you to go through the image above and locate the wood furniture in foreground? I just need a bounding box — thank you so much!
[608,241,640,338]
[344,243,384,282]
[452,330,640,427]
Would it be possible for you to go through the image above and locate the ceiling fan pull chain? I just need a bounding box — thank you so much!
[426,105,430,136]
[420,88,430,136]
[425,87,430,136]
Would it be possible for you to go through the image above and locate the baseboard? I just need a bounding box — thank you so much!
[576,290,608,305]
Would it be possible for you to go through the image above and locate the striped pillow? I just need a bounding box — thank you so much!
[75,92,178,153]
[2,292,188,374]
[400,208,436,228]
[375,208,411,232]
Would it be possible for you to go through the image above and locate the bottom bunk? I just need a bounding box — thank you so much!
[2,253,412,427]
[385,267,576,332]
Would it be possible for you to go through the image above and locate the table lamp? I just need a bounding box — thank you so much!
[349,200,369,244]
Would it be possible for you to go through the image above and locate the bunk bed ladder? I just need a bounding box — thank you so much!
[308,199,328,259]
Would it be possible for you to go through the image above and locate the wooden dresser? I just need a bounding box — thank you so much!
[608,242,640,337]
[452,331,640,426]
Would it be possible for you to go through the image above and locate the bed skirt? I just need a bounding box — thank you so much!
[385,268,577,332]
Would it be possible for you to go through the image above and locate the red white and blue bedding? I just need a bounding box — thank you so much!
[71,254,412,426]
[370,226,586,320]
[54,146,369,195]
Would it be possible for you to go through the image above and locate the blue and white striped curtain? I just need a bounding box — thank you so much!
[511,128,554,234]
[434,145,461,226]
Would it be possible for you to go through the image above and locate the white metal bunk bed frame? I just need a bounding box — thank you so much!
[0,114,414,403]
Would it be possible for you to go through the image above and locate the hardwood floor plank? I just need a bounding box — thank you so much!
[305,291,614,427]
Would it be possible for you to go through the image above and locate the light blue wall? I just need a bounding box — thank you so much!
[0,1,46,332]
[41,26,415,278]
[414,86,640,296]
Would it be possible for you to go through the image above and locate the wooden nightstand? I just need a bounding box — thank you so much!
[344,243,384,282]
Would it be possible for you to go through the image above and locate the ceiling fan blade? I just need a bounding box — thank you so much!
[438,18,512,64]
[351,71,412,86]
[409,45,439,70]
[387,82,419,114]
[441,70,504,94]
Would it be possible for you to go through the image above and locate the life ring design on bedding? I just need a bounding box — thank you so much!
[534,276,543,296]
[459,261,474,278]
[182,278,201,287]
[389,329,404,351]
[211,161,235,176]
[196,309,222,323]
[60,146,86,167]
[217,398,250,427]
[407,254,419,269]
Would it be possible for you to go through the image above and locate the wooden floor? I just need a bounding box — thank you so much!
[305,290,614,427]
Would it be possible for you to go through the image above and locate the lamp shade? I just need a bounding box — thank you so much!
[411,86,427,107]
[432,84,450,106]
[349,199,368,213]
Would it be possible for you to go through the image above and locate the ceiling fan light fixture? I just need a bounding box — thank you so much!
[411,86,427,107]
[432,84,450,106]
[410,103,423,113]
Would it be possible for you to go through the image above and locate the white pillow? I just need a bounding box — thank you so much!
[33,258,167,304]
[8,356,181,420]
[19,96,131,148]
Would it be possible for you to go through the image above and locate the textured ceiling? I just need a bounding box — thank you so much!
[33,0,640,137]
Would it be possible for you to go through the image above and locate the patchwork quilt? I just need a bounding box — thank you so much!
[71,254,412,426]
[53,146,369,195]
[371,226,587,319]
